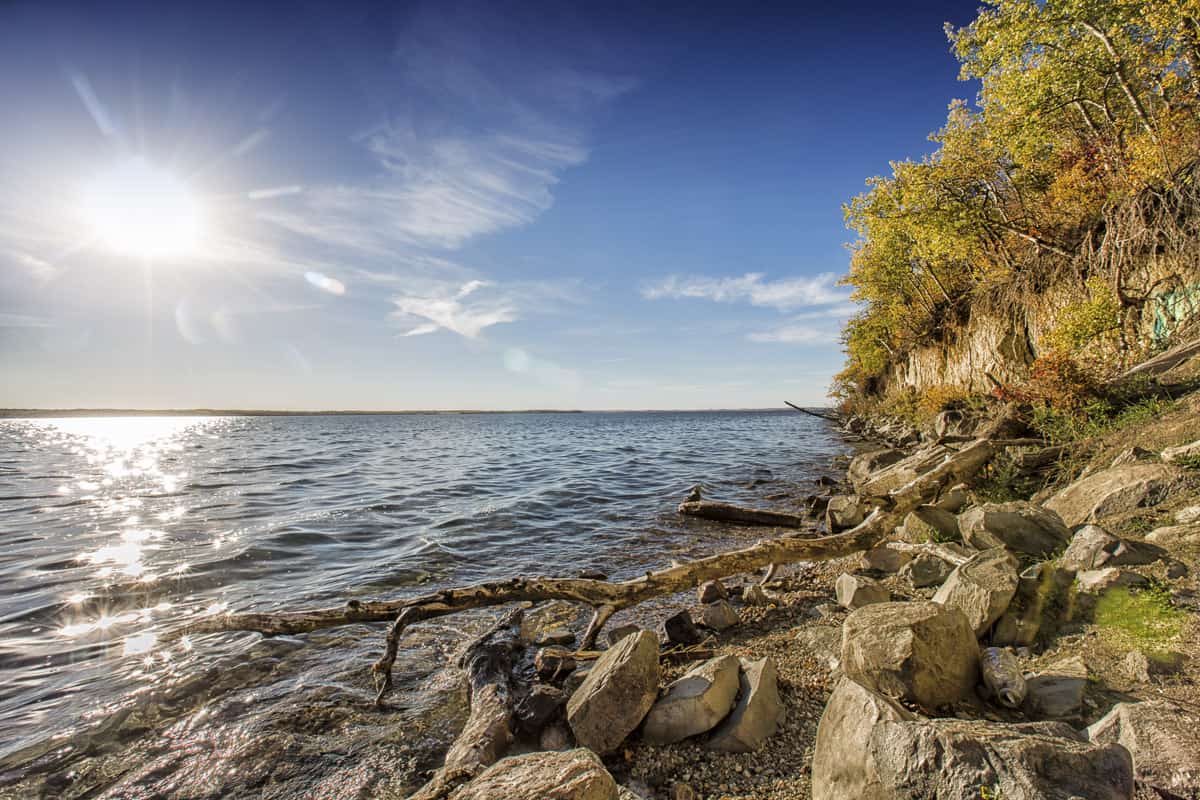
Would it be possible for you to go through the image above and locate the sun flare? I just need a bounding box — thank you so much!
[81,157,204,259]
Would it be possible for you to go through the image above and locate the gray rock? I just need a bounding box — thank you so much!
[932,547,1019,636]
[1024,655,1087,720]
[1044,462,1181,526]
[959,501,1071,557]
[1145,522,1200,547]
[1175,504,1200,524]
[536,647,577,679]
[868,718,1133,800]
[847,448,904,493]
[835,573,890,609]
[452,748,619,800]
[1075,567,1149,595]
[642,654,740,745]
[1059,524,1165,572]
[841,600,979,711]
[1118,649,1183,682]
[934,483,970,513]
[539,722,571,751]
[1162,438,1200,464]
[900,504,961,543]
[826,494,868,531]
[795,626,842,671]
[1088,700,1200,796]
[697,580,728,604]
[699,599,739,631]
[567,630,660,754]
[858,545,912,573]
[742,583,769,606]
[1110,445,1157,467]
[662,609,704,646]
[563,664,592,695]
[899,552,955,588]
[515,684,566,734]
[707,657,785,752]
[811,676,915,800]
[992,561,1074,647]
[606,624,641,646]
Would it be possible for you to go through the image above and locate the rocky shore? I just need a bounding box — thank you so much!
[413,369,1200,799]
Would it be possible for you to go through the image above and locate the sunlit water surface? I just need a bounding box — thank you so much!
[0,412,846,798]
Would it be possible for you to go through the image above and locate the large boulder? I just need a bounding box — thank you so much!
[992,561,1074,647]
[1044,463,1181,527]
[452,748,619,800]
[867,718,1133,800]
[826,495,869,531]
[840,601,978,711]
[707,657,785,752]
[641,654,740,745]
[899,504,961,543]
[855,446,952,498]
[959,501,1070,557]
[567,630,660,753]
[1087,700,1200,797]
[1058,524,1166,572]
[811,677,915,800]
[932,547,1019,636]
[835,573,890,609]
[847,448,904,493]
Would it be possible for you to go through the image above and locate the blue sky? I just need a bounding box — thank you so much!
[0,0,977,410]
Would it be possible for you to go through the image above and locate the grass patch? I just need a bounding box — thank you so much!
[1094,584,1186,659]
[1031,396,1175,444]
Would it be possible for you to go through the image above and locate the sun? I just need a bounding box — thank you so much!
[81,157,204,259]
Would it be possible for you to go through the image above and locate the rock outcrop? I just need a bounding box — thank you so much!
[567,630,660,754]
[840,600,978,710]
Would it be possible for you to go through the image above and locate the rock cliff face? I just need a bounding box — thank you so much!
[873,253,1200,397]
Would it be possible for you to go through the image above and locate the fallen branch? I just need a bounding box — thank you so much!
[784,401,840,421]
[183,435,1001,705]
[409,609,526,800]
[677,499,811,528]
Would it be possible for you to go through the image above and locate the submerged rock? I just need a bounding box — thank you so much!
[835,573,890,609]
[932,547,1019,636]
[642,654,740,745]
[566,630,659,754]
[840,600,978,711]
[1044,462,1180,526]
[959,501,1070,557]
[451,748,619,800]
[707,657,785,752]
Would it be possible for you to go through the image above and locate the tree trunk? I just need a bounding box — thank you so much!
[677,500,812,528]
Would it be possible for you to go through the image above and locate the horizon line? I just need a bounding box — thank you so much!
[0,405,833,418]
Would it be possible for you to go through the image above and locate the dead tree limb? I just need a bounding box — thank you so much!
[677,500,811,528]
[182,438,999,704]
[784,401,840,421]
[408,608,525,800]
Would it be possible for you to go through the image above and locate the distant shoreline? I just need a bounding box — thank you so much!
[0,407,814,418]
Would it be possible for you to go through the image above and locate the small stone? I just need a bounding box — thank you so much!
[835,573,890,609]
[1166,559,1188,579]
[1110,446,1156,467]
[899,552,955,588]
[826,494,868,530]
[515,684,566,734]
[1024,655,1087,720]
[698,580,728,604]
[536,628,576,647]
[662,609,704,645]
[642,654,740,745]
[539,722,571,751]
[670,783,697,800]
[742,584,769,606]
[858,545,912,573]
[901,505,961,543]
[699,599,739,631]
[934,483,970,513]
[1175,504,1200,524]
[1162,438,1200,464]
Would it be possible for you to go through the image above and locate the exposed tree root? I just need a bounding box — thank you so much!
[408,608,526,800]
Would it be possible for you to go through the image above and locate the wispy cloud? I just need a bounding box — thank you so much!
[391,280,516,339]
[641,272,849,310]
[0,312,54,328]
[747,324,838,344]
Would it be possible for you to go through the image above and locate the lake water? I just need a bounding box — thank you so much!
[0,411,846,798]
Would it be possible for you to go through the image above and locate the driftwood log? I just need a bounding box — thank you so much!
[784,400,840,421]
[183,434,1000,706]
[409,609,526,800]
[677,499,810,528]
